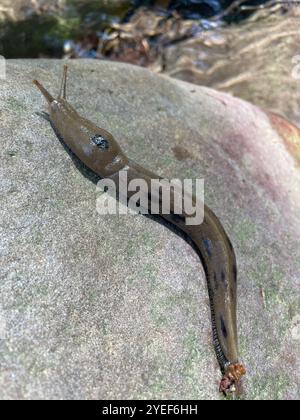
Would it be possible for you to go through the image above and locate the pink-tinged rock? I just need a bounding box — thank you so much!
[0,60,299,400]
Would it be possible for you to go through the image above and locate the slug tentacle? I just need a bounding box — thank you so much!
[33,66,246,394]
[59,65,68,100]
[33,79,54,104]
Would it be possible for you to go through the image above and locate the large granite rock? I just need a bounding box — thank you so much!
[0,59,299,400]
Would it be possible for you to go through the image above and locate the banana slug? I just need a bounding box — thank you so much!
[33,66,246,395]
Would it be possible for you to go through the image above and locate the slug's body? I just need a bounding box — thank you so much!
[33,67,246,394]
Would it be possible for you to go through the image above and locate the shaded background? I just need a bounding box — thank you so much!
[0,1,271,59]
[2,1,298,126]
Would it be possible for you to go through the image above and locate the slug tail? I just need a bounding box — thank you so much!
[219,363,246,395]
[33,79,54,104]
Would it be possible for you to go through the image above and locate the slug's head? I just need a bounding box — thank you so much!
[33,66,128,177]
[33,64,69,108]
[219,363,246,396]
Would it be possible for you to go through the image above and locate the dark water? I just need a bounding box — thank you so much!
[130,0,223,18]
[0,0,270,58]
[128,1,270,21]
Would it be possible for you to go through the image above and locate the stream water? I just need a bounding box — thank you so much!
[0,0,270,58]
